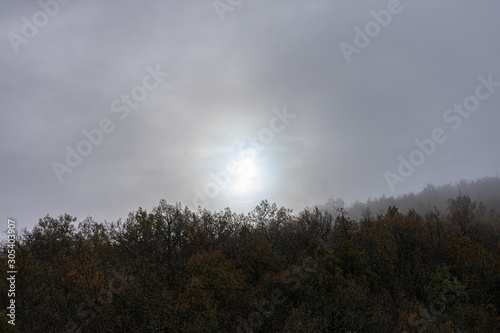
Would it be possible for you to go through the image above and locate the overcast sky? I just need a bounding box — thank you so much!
[1,0,499,234]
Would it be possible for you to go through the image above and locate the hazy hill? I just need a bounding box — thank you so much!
[319,176,500,220]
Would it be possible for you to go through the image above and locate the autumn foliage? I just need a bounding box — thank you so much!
[1,195,499,332]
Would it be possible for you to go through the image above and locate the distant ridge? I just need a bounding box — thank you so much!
[319,176,500,220]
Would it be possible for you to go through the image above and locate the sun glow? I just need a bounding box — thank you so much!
[231,154,259,195]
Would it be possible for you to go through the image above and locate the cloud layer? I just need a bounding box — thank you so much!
[1,0,499,232]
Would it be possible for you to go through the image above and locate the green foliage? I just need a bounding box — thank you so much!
[334,242,379,291]
[425,265,467,314]
[177,251,248,332]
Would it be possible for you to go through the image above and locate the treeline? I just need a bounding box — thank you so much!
[1,195,499,332]
[321,176,500,221]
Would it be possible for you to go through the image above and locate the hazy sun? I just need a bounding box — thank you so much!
[231,154,259,195]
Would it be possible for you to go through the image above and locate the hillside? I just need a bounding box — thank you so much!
[1,189,499,332]
[318,176,500,220]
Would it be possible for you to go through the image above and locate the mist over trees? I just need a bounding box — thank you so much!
[1,178,499,332]
[320,176,500,221]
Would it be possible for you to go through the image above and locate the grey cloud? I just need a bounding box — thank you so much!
[0,0,499,234]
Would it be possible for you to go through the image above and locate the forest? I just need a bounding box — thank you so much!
[1,188,499,332]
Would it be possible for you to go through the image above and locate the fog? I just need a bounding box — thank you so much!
[1,0,499,233]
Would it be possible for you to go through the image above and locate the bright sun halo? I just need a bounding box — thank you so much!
[231,154,259,195]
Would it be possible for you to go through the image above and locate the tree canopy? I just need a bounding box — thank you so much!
[1,195,499,332]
